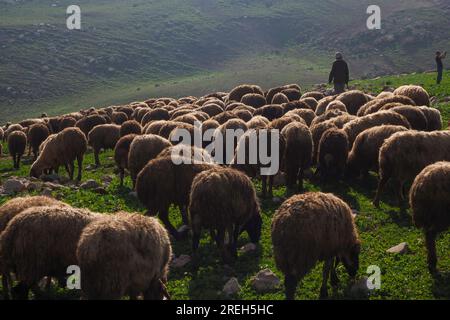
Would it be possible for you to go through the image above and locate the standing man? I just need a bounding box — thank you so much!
[436,51,447,84]
[329,52,349,94]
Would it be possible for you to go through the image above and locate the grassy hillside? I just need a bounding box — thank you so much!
[1,0,450,121]
[0,71,449,300]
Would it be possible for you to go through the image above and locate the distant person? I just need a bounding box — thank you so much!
[436,51,446,84]
[328,52,349,94]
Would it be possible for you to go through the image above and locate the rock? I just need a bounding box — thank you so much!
[251,269,280,293]
[3,178,25,195]
[94,187,107,195]
[240,243,257,254]
[101,175,114,184]
[43,182,62,190]
[80,179,100,190]
[171,255,191,268]
[26,182,41,192]
[222,277,241,296]
[386,242,409,254]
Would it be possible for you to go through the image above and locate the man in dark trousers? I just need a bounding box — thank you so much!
[436,51,447,84]
[329,52,349,94]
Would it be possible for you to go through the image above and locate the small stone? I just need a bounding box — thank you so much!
[80,179,100,190]
[3,178,26,195]
[41,188,53,197]
[251,269,280,293]
[26,182,41,191]
[240,243,257,254]
[171,255,191,268]
[222,277,241,296]
[386,242,409,254]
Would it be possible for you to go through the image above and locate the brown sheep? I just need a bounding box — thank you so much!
[269,115,306,131]
[77,212,172,300]
[247,115,269,130]
[30,127,87,181]
[189,167,262,262]
[145,120,167,135]
[58,116,77,132]
[8,131,27,169]
[311,121,338,165]
[393,85,430,106]
[272,192,360,299]
[0,205,99,300]
[300,97,319,111]
[409,162,450,274]
[232,109,253,122]
[317,128,349,181]
[281,122,313,192]
[111,111,128,125]
[418,106,442,131]
[253,104,284,121]
[75,114,107,137]
[283,100,314,113]
[212,111,238,125]
[374,131,450,208]
[323,114,358,129]
[343,110,411,147]
[360,95,416,116]
[335,90,369,115]
[158,121,194,139]
[114,134,138,186]
[88,124,121,167]
[347,125,408,178]
[272,93,290,104]
[325,100,348,113]
[27,123,50,160]
[281,88,302,101]
[120,120,142,137]
[0,127,3,143]
[4,124,24,141]
[384,105,428,131]
[141,108,170,126]
[213,119,248,165]
[136,155,219,239]
[315,96,336,116]
[228,84,263,102]
[310,109,346,127]
[241,93,267,109]
[196,103,224,117]
[301,91,324,101]
[284,109,316,127]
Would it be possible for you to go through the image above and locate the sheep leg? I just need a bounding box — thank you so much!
[217,229,230,263]
[330,257,340,287]
[76,155,83,181]
[297,167,304,192]
[261,176,267,198]
[268,175,274,198]
[16,154,22,169]
[284,274,298,300]
[12,154,17,169]
[425,230,438,274]
[180,206,189,226]
[319,258,333,299]
[94,149,101,167]
[159,210,181,240]
[64,163,72,180]
[373,175,389,208]
[11,282,30,300]
[2,273,10,300]
[119,168,124,186]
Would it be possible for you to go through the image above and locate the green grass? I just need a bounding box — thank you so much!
[0,71,449,300]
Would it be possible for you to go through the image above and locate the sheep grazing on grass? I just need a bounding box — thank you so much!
[343,110,411,147]
[359,95,416,116]
[145,120,167,135]
[58,116,76,132]
[417,106,442,131]
[213,119,248,164]
[88,124,121,167]
[301,91,324,101]
[311,121,338,164]
[374,131,450,208]
[8,131,27,169]
[228,84,263,102]
[300,97,319,111]
[284,109,316,126]
[335,90,369,115]
[0,127,4,143]
[253,104,284,121]
[323,114,358,129]
[281,122,313,192]
[409,162,450,274]
[325,100,348,113]
[120,120,142,137]
[347,125,408,178]
[128,134,172,188]
[384,105,428,131]
[4,124,24,141]
[75,114,107,137]
[272,93,290,105]
[30,127,87,181]
[196,103,224,117]
[232,109,253,122]
[281,88,302,101]
[315,96,336,116]
[114,134,138,186]
[0,205,100,300]
[27,123,50,160]
[240,93,266,109]
[189,167,262,262]
[283,100,314,113]
[111,111,128,125]
[310,109,346,127]
[212,111,238,125]
[247,115,269,130]
[77,212,172,300]
[136,155,219,239]
[317,128,349,181]
[393,85,430,106]
[271,192,360,300]
[141,108,170,126]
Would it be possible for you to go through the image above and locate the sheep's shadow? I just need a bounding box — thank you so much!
[432,271,450,299]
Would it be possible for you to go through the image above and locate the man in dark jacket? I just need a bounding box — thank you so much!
[329,52,349,94]
[436,51,446,84]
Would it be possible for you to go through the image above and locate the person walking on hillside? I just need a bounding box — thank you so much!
[436,51,446,84]
[328,52,349,94]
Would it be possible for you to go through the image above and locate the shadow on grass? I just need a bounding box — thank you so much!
[432,271,450,299]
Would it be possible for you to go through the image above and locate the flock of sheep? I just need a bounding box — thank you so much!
[0,82,449,300]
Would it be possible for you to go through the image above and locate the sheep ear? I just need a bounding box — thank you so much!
[160,279,171,300]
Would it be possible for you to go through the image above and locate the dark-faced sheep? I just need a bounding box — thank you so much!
[393,85,430,106]
[347,125,408,178]
[8,131,27,169]
[75,114,107,137]
[27,123,50,160]
[271,192,360,299]
[189,167,262,262]
[409,162,450,274]
[59,116,77,132]
[88,124,121,167]
[114,134,138,186]
[374,131,450,208]
[317,128,349,181]
[30,127,87,181]
[120,120,142,137]
[111,111,128,125]
[77,212,172,300]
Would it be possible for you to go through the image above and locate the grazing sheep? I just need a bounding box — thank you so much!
[75,114,107,137]
[347,125,408,178]
[384,106,428,131]
[128,134,172,188]
[360,95,416,116]
[241,93,267,109]
[326,101,348,113]
[141,108,170,126]
[374,131,450,207]
[315,96,336,116]
[212,111,238,125]
[269,115,305,131]
[247,115,269,130]
[317,128,349,180]
[120,120,142,137]
[301,91,324,101]
[281,122,313,192]
[0,205,100,300]
[136,155,219,239]
[300,97,319,111]
[111,111,128,125]
[196,103,224,117]
[232,109,253,122]
[335,90,369,115]
[27,123,50,160]
[213,118,248,164]
[4,124,24,141]
[159,122,193,140]
[281,88,302,101]
[77,212,172,300]
[253,104,284,121]
[409,162,450,274]
[228,84,263,102]
[114,134,138,186]
[284,109,316,126]
[323,114,358,129]
[310,109,346,127]
[88,124,121,167]
[311,121,338,165]
[30,127,87,181]
[283,100,314,113]
[58,117,77,132]
[272,93,290,104]
[343,111,411,147]
[272,192,360,299]
[145,120,167,135]
[418,106,442,131]
[8,131,27,169]
[189,167,262,262]
[393,85,430,106]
